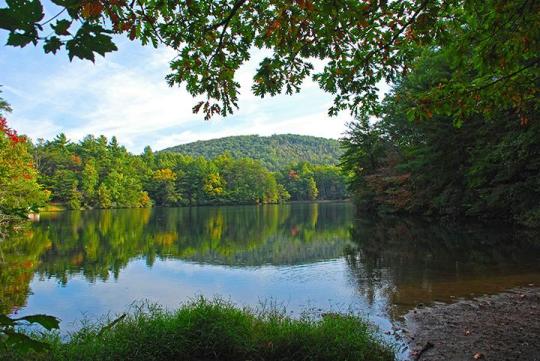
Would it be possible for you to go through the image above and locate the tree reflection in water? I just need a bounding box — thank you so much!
[345,216,540,318]
[0,202,352,314]
[1,204,539,322]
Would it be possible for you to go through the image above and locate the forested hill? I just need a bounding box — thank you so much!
[161,134,342,170]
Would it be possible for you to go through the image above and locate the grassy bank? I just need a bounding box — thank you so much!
[3,299,394,361]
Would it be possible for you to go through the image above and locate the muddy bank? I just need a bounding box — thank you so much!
[403,287,540,361]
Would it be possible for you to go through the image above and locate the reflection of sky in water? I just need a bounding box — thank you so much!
[24,257,392,333]
[6,201,540,360]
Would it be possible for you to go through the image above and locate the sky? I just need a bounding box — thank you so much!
[0,30,359,154]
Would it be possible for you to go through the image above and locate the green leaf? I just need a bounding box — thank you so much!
[66,37,95,61]
[6,32,34,47]
[15,315,60,330]
[5,0,44,24]
[51,0,82,18]
[51,0,82,8]
[0,314,15,327]
[51,19,71,35]
[44,36,63,54]
[66,23,117,61]
[405,108,416,122]
[0,9,18,31]
[4,330,50,353]
[91,33,117,56]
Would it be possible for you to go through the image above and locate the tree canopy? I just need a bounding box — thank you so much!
[1,0,536,120]
[162,134,342,171]
[1,0,538,225]
[31,131,348,209]
[341,49,540,226]
[0,95,48,227]
[0,92,347,215]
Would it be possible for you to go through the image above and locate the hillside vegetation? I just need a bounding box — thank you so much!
[161,134,342,171]
[1,109,349,213]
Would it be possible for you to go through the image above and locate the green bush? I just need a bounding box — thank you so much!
[2,298,394,361]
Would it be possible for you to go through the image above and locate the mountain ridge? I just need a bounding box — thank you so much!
[161,134,342,171]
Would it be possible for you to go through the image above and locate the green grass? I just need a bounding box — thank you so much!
[2,298,395,361]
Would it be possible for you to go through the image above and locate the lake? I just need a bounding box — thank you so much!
[2,202,540,339]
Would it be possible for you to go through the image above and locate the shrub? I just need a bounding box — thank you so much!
[2,298,394,361]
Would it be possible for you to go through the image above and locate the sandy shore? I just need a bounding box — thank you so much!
[403,286,540,361]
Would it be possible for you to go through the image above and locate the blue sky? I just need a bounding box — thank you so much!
[1,29,357,153]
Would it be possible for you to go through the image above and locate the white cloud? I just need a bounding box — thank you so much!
[7,45,197,150]
[154,111,350,150]
[4,42,353,153]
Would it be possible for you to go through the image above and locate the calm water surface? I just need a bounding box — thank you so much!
[1,202,539,337]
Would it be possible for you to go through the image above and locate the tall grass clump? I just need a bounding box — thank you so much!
[2,298,395,361]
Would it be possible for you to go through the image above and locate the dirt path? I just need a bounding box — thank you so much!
[403,287,540,361]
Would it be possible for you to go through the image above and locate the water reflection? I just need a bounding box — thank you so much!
[1,203,539,332]
[1,202,352,314]
[346,217,540,318]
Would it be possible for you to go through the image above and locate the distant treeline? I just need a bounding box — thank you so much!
[34,134,348,209]
[161,134,342,171]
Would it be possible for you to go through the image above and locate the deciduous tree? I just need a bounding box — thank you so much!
[2,1,535,121]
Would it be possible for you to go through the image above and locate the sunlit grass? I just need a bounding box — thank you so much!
[3,298,395,361]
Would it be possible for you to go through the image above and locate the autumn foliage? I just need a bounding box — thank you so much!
[0,117,49,219]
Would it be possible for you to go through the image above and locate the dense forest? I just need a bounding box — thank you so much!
[0,100,48,228]
[0,0,536,228]
[341,51,539,227]
[0,106,347,216]
[162,134,342,171]
[35,135,346,208]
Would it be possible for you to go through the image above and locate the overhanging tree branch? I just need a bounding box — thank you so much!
[208,0,247,63]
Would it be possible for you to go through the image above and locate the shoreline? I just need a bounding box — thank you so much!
[38,199,352,213]
[402,286,540,360]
